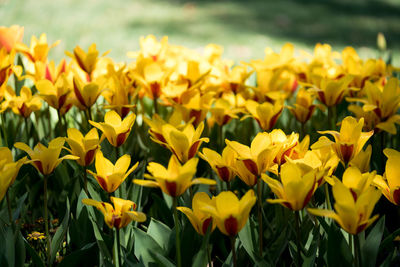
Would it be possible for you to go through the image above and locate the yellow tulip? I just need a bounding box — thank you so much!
[177,192,216,235]
[374,148,400,205]
[209,98,240,126]
[0,25,24,53]
[16,33,60,63]
[348,145,372,173]
[244,100,283,131]
[35,74,73,115]
[262,162,317,211]
[316,116,373,165]
[269,130,306,166]
[348,78,400,134]
[290,145,339,186]
[288,87,320,123]
[152,121,209,163]
[72,76,101,109]
[14,137,78,176]
[65,128,100,167]
[234,160,258,187]
[308,75,353,107]
[87,150,138,193]
[200,190,256,236]
[66,43,109,78]
[82,197,146,229]
[199,147,237,182]
[89,110,136,147]
[0,147,26,201]
[308,178,381,235]
[133,155,216,197]
[0,86,42,118]
[175,91,214,127]
[338,167,376,201]
[226,132,278,176]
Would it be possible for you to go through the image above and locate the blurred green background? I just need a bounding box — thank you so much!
[0,0,399,64]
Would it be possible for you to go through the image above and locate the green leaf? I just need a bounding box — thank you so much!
[147,218,172,253]
[361,216,385,267]
[50,198,70,264]
[148,251,176,267]
[133,227,165,266]
[58,242,97,267]
[12,192,28,221]
[238,219,266,264]
[14,231,26,267]
[327,223,352,267]
[24,238,45,267]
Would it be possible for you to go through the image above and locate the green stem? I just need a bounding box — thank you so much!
[226,180,231,191]
[300,122,305,140]
[257,178,263,257]
[6,189,12,225]
[153,97,159,115]
[24,117,30,143]
[115,146,120,162]
[230,236,237,267]
[354,234,360,267]
[207,243,212,267]
[116,228,122,267]
[348,232,353,256]
[1,113,8,147]
[218,125,224,153]
[83,166,89,196]
[327,106,337,130]
[87,106,93,122]
[324,183,332,210]
[44,175,51,265]
[295,211,302,267]
[173,197,182,267]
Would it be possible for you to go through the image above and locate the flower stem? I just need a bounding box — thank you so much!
[153,97,159,115]
[295,211,302,267]
[324,183,332,210]
[6,189,13,225]
[116,227,122,267]
[257,178,263,257]
[230,236,237,267]
[172,197,182,267]
[83,166,89,196]
[24,117,30,143]
[1,113,8,147]
[44,175,51,265]
[354,234,361,267]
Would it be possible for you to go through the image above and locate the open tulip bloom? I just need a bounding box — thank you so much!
[133,155,216,197]
[87,150,138,193]
[14,137,79,176]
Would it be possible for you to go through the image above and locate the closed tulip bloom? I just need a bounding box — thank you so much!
[87,150,138,193]
[66,43,108,77]
[155,122,209,163]
[227,132,278,176]
[82,197,146,229]
[244,100,283,131]
[14,137,78,176]
[348,145,372,173]
[89,110,136,147]
[35,75,73,115]
[209,98,240,126]
[288,87,320,123]
[0,25,24,53]
[0,147,26,201]
[199,147,237,182]
[308,178,381,235]
[309,75,353,107]
[72,76,101,109]
[339,167,376,201]
[316,116,373,165]
[177,192,216,235]
[200,190,256,236]
[65,128,100,167]
[374,148,400,205]
[262,162,317,211]
[133,156,216,197]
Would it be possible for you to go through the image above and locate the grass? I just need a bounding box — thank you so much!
[0,0,399,64]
